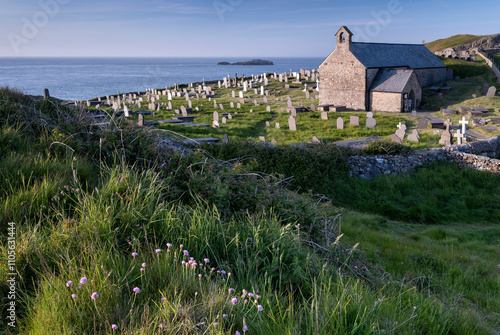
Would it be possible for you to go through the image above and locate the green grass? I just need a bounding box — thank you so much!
[426,34,489,53]
[489,52,500,68]
[1,88,500,334]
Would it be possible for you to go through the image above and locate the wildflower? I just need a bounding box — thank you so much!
[112,324,118,330]
[204,258,210,263]
[231,298,238,304]
[101,265,104,269]
[354,266,358,270]
[242,289,248,296]
[159,324,165,329]
[198,274,202,278]
[71,294,76,299]
[80,277,87,284]
[257,305,264,312]
[140,268,144,272]
[155,249,161,253]
[236,332,241,335]
[229,288,235,293]
[166,243,172,248]
[133,287,140,293]
[142,263,146,268]
[91,292,99,300]
[243,325,248,332]
[220,270,226,275]
[248,293,254,298]
[183,250,189,257]
[180,244,184,249]
[66,281,73,287]
[228,272,231,277]
[222,278,226,282]
[161,297,166,302]
[132,252,138,257]
[244,300,248,304]
[256,295,261,299]
[181,261,186,265]
[212,322,218,326]
[223,314,228,318]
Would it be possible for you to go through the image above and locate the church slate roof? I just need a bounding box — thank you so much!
[369,69,415,93]
[351,42,446,69]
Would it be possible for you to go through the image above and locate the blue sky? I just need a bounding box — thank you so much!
[0,0,499,57]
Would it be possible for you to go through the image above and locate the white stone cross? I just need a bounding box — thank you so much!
[454,129,464,145]
[397,122,404,130]
[459,117,469,135]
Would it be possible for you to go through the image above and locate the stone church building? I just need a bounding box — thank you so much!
[319,26,447,113]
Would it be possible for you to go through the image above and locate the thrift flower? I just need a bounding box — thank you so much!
[183,250,189,257]
[91,292,99,299]
[243,325,248,332]
[142,263,146,268]
[71,294,76,299]
[180,244,184,249]
[155,249,161,253]
[161,297,166,302]
[80,277,87,284]
[132,252,138,257]
[133,287,140,293]
[229,288,235,293]
[231,298,238,305]
[242,289,248,296]
[140,268,144,272]
[198,274,202,278]
[112,324,118,330]
[223,314,228,318]
[257,305,264,311]
[212,322,218,326]
[66,281,73,287]
[166,243,172,248]
[248,293,254,298]
[204,258,210,263]
[236,332,241,335]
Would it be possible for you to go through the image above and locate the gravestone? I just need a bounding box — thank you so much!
[411,110,417,117]
[310,104,316,111]
[263,96,268,103]
[230,102,234,108]
[222,134,229,144]
[228,114,232,120]
[290,107,297,116]
[350,116,359,126]
[439,119,453,145]
[486,86,497,98]
[285,84,290,89]
[395,128,406,141]
[138,114,144,127]
[237,103,241,109]
[390,134,402,144]
[366,112,374,118]
[219,104,224,110]
[481,83,489,96]
[181,105,188,116]
[239,91,244,99]
[337,117,344,129]
[259,136,266,142]
[305,91,310,99]
[321,112,328,120]
[222,117,227,124]
[213,111,219,122]
[407,130,420,142]
[459,116,469,139]
[265,121,270,127]
[288,116,297,131]
[366,117,376,129]
[266,106,271,112]
[454,129,464,145]
[312,136,320,143]
[167,101,172,110]
[231,91,236,98]
[417,118,428,129]
[446,68,454,81]
[275,123,280,129]
[397,123,407,132]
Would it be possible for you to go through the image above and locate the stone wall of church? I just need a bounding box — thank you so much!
[319,48,367,110]
[414,68,447,87]
[370,92,402,112]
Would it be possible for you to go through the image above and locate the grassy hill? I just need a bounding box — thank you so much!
[425,34,491,53]
[1,85,500,334]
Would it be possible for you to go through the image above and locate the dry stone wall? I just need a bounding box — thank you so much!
[349,136,500,179]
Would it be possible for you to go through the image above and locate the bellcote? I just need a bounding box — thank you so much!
[336,26,353,50]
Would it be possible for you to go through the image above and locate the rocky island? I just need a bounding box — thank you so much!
[217,59,274,65]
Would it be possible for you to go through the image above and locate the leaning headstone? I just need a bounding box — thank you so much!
[310,104,316,111]
[395,128,406,141]
[321,112,328,120]
[486,86,497,98]
[288,116,297,131]
[337,117,344,129]
[417,118,428,129]
[407,130,420,142]
[222,134,229,144]
[366,117,376,129]
[390,134,402,144]
[350,116,359,126]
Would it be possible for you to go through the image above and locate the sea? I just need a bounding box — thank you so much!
[0,57,323,101]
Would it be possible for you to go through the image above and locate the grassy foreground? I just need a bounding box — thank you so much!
[1,87,499,334]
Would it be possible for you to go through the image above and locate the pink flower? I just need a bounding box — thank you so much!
[155,249,161,253]
[212,322,218,326]
[161,297,166,302]
[244,300,248,304]
[257,305,263,311]
[132,252,138,257]
[204,258,210,263]
[236,332,241,335]
[198,274,202,278]
[133,287,140,293]
[91,292,99,299]
[79,277,87,284]
[256,295,261,299]
[166,243,172,248]
[111,324,118,330]
[183,250,189,257]
[140,268,144,272]
[229,288,235,293]
[71,294,76,299]
[242,289,247,295]
[248,293,254,298]
[243,325,248,332]
[142,263,146,268]
[179,244,184,249]
[66,281,73,287]
[231,298,238,304]
[223,314,228,318]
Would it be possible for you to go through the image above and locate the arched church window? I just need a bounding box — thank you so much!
[340,32,346,43]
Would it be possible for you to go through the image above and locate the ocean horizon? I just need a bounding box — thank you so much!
[0,57,323,101]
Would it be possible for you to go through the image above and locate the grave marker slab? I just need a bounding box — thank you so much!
[390,134,402,144]
[337,117,344,129]
[417,118,428,129]
[407,130,420,142]
[321,112,328,120]
[288,116,297,131]
[350,116,359,126]
[366,117,376,129]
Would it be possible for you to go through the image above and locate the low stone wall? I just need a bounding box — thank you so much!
[478,52,500,84]
[349,136,500,179]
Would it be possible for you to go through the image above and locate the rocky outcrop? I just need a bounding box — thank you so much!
[217,59,274,66]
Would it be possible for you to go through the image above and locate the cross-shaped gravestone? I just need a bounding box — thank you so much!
[459,117,469,136]
[397,122,407,131]
[454,129,464,145]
